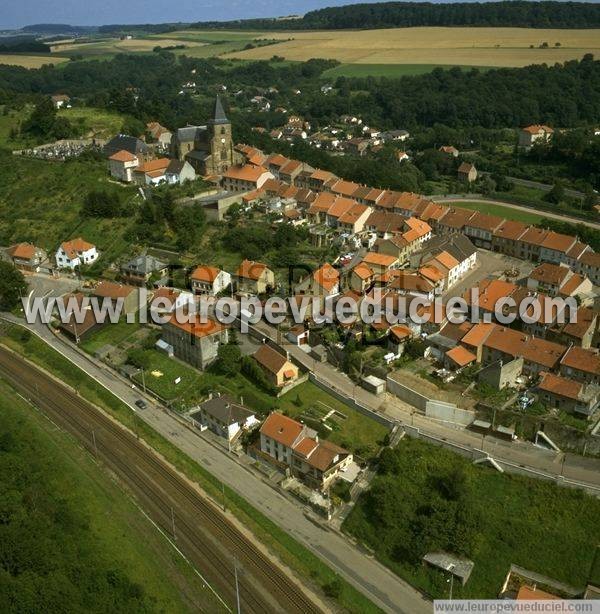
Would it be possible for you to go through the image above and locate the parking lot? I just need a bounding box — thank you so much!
[443,249,535,301]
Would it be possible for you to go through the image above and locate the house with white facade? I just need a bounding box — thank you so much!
[190,394,258,442]
[55,237,98,269]
[190,265,232,296]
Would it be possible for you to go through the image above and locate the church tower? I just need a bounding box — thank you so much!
[208,95,234,174]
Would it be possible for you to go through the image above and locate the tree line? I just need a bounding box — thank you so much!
[189,1,600,30]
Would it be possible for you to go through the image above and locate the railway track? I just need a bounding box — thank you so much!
[0,347,324,614]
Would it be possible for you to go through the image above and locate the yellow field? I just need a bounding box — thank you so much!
[50,37,207,54]
[0,54,69,68]
[218,26,600,67]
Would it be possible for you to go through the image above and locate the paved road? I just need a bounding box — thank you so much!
[250,319,600,491]
[432,196,600,230]
[1,313,430,614]
[507,176,585,200]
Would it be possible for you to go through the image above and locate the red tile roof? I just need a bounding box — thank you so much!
[260,412,304,447]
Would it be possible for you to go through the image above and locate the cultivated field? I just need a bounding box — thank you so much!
[0,53,69,68]
[50,37,208,57]
[215,26,600,67]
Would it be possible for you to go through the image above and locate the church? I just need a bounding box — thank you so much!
[170,95,242,176]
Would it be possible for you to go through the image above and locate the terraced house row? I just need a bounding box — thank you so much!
[229,145,600,281]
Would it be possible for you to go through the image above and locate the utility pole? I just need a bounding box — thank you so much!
[141,367,147,394]
[234,558,241,614]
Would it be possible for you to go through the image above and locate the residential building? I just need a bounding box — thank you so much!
[349,263,375,294]
[221,165,274,192]
[439,145,459,157]
[108,149,139,182]
[190,265,231,296]
[146,121,172,150]
[259,412,353,491]
[437,208,475,235]
[527,262,569,295]
[120,254,168,286]
[51,94,70,109]
[161,315,228,370]
[294,263,340,297]
[92,280,141,315]
[133,158,171,185]
[480,325,565,375]
[235,260,275,295]
[537,372,599,418]
[362,252,400,275]
[103,134,150,162]
[519,125,554,150]
[492,220,528,257]
[55,237,98,269]
[165,160,196,185]
[253,344,299,388]
[7,242,47,272]
[559,346,600,384]
[574,252,600,285]
[190,394,258,442]
[410,234,477,288]
[457,162,477,183]
[463,212,504,249]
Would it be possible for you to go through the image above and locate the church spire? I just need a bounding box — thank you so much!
[211,95,229,125]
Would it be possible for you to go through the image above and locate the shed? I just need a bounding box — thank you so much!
[422,551,474,585]
[361,375,386,396]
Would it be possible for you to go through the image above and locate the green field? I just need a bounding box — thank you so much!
[0,378,221,612]
[132,348,204,402]
[321,63,495,79]
[446,200,544,224]
[0,151,138,264]
[80,319,142,354]
[345,438,600,599]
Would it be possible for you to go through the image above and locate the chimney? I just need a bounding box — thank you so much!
[240,396,244,406]
[286,351,290,361]
[315,435,319,444]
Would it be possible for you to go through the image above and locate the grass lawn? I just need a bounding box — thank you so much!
[131,349,204,402]
[345,437,600,599]
[279,381,389,459]
[447,200,544,224]
[79,319,142,354]
[58,106,130,139]
[0,378,222,612]
[0,323,381,614]
[321,63,495,79]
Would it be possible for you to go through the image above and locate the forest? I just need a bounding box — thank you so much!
[189,1,600,30]
[2,51,600,192]
[2,53,600,131]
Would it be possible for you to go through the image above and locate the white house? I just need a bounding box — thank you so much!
[190,394,258,442]
[108,150,139,183]
[190,265,232,296]
[55,237,98,269]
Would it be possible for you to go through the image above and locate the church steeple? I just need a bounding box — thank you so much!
[211,95,229,125]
